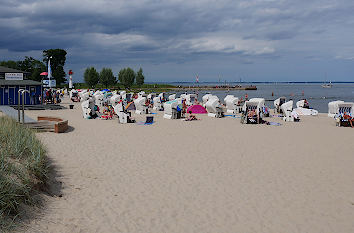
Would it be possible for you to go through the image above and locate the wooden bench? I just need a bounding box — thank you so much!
[25,116,69,133]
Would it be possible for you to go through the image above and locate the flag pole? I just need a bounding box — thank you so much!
[48,56,52,88]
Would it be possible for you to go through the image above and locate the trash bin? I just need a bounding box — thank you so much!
[69,104,74,109]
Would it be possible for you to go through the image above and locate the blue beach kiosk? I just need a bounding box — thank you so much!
[0,66,42,105]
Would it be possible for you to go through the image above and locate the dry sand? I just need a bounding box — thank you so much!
[14,97,354,232]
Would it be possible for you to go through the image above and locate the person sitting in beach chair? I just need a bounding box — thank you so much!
[335,103,354,127]
[101,103,113,120]
[342,112,354,127]
[247,109,258,123]
[241,101,263,124]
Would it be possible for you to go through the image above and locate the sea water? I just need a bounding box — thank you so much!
[169,83,354,113]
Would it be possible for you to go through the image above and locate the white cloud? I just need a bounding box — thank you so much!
[174,36,275,55]
[85,33,157,48]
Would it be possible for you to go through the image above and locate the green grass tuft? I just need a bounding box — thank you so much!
[0,116,48,230]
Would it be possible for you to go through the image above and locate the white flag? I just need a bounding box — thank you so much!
[47,58,52,87]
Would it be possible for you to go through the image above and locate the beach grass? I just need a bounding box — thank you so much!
[0,116,48,230]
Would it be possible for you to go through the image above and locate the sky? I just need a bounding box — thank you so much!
[1,0,354,82]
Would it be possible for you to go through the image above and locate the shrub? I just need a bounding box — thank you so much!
[0,117,48,230]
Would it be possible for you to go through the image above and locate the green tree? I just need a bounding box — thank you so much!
[1,57,46,81]
[0,60,20,69]
[118,67,135,89]
[136,67,145,86]
[43,49,67,85]
[99,68,116,87]
[18,56,46,81]
[84,67,99,88]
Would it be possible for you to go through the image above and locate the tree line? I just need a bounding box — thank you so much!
[84,67,145,89]
[0,49,67,85]
[1,49,146,89]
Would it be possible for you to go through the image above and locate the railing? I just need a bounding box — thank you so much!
[18,89,30,123]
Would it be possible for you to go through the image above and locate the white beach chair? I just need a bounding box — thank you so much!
[241,100,264,124]
[153,96,163,111]
[80,92,91,102]
[69,89,78,99]
[69,89,80,102]
[147,93,156,101]
[335,102,354,126]
[134,96,148,114]
[94,93,105,107]
[242,98,265,112]
[163,99,181,119]
[119,90,126,97]
[180,93,187,100]
[274,97,286,113]
[113,101,133,124]
[202,94,213,107]
[296,99,310,108]
[185,94,197,105]
[158,92,167,102]
[81,97,96,119]
[138,91,146,98]
[281,100,294,122]
[224,95,240,114]
[328,100,345,117]
[168,94,176,101]
[205,98,224,118]
[110,94,121,106]
[296,100,303,108]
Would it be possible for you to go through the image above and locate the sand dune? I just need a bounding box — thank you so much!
[18,97,354,233]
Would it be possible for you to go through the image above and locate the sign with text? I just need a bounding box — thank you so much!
[42,79,56,87]
[5,73,23,80]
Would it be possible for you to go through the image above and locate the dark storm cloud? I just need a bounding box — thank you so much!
[1,0,354,81]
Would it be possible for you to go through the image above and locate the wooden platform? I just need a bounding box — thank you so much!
[25,116,69,133]
[10,104,65,110]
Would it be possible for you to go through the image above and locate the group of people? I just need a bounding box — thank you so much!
[44,89,63,104]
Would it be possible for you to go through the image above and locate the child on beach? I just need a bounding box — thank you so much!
[185,111,198,121]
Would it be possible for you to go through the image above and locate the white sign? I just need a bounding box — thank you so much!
[5,73,23,80]
[42,79,56,87]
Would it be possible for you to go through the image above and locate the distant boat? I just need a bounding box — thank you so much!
[321,81,332,88]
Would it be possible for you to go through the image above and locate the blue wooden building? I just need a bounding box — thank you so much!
[0,66,42,105]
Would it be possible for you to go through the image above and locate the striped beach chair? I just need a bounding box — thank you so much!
[336,102,354,127]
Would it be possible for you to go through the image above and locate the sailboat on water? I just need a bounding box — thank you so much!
[321,81,332,88]
[321,72,332,88]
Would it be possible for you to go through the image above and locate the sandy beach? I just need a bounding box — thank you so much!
[15,97,354,233]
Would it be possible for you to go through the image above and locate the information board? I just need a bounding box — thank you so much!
[5,73,23,80]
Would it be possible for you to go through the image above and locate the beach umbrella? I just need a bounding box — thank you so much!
[187,105,207,114]
[40,72,48,76]
[102,89,110,92]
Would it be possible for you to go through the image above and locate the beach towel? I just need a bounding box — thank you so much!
[136,116,154,125]
[267,122,282,126]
